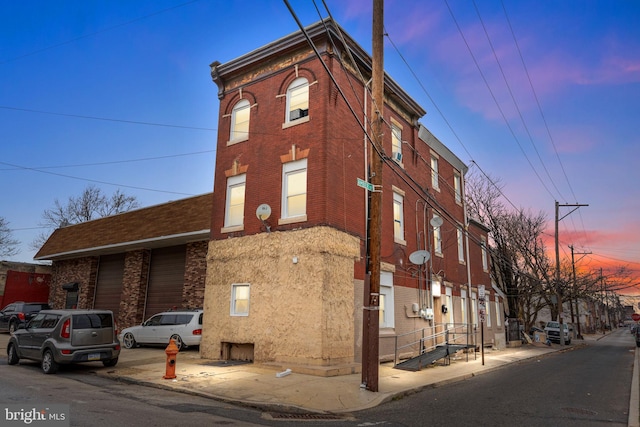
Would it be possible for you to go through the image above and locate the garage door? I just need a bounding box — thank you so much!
[144,245,186,318]
[94,253,125,317]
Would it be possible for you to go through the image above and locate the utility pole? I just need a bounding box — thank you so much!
[555,202,588,346]
[570,245,591,339]
[362,0,384,393]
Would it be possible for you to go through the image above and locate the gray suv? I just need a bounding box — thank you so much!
[7,309,120,374]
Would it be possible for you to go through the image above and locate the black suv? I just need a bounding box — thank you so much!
[0,302,50,334]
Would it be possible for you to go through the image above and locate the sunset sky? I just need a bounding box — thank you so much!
[2,1,639,293]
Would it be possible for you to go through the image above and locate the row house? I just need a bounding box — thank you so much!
[201,19,501,373]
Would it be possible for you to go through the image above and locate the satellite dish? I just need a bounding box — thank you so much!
[256,204,272,220]
[409,250,430,265]
[430,216,443,227]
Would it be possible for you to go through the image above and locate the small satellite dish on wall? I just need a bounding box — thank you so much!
[430,216,443,227]
[409,249,430,265]
[256,204,272,221]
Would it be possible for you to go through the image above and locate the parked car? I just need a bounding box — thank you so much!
[121,309,203,351]
[0,302,50,334]
[544,321,573,344]
[7,309,120,374]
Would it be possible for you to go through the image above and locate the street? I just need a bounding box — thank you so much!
[0,329,636,426]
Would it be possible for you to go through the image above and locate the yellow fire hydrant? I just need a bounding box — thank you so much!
[163,339,179,379]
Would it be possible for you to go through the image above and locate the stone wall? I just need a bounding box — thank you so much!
[183,241,207,309]
[50,257,98,309]
[201,226,360,366]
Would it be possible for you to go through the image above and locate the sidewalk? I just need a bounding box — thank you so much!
[96,338,594,414]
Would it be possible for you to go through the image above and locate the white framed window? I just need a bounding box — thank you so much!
[391,122,402,163]
[231,283,250,316]
[481,237,489,272]
[461,290,467,325]
[457,227,465,264]
[445,287,454,325]
[230,99,250,142]
[433,214,442,256]
[224,174,246,229]
[393,190,405,243]
[379,271,395,328]
[286,77,309,123]
[495,300,501,326]
[281,159,307,219]
[454,172,462,204]
[471,291,477,327]
[430,155,439,191]
[486,294,492,327]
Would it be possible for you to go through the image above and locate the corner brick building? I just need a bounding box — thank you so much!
[200,19,502,373]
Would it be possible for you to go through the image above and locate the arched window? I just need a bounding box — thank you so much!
[286,77,309,123]
[230,99,250,142]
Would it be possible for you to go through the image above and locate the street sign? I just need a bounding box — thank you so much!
[357,178,374,192]
[632,313,640,321]
[478,284,485,299]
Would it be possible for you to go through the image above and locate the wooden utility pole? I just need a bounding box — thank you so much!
[362,0,384,392]
[554,201,588,346]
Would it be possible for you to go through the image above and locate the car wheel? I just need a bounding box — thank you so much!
[103,357,118,367]
[8,321,17,334]
[122,332,137,349]
[170,334,184,351]
[7,343,19,365]
[41,349,59,374]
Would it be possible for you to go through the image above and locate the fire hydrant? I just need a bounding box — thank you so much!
[163,339,179,379]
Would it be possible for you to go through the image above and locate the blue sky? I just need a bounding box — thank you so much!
[2,1,639,291]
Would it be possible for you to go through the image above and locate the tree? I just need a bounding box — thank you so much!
[31,186,139,250]
[0,217,19,257]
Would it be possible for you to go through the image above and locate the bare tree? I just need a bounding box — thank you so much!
[0,217,19,257]
[31,186,139,250]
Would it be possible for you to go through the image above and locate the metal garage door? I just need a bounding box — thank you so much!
[94,253,125,317]
[144,245,186,318]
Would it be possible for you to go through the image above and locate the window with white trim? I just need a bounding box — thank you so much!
[230,99,250,142]
[495,300,502,326]
[430,155,439,190]
[454,172,462,204]
[461,290,467,324]
[481,236,489,272]
[486,294,492,327]
[393,191,404,243]
[457,227,465,263]
[445,287,454,324]
[231,283,250,316]
[379,271,395,328]
[286,77,309,123]
[391,122,402,162]
[224,174,246,229]
[282,159,307,219]
[471,292,477,327]
[433,214,442,256]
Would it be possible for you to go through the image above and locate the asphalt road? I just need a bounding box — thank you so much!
[0,330,636,426]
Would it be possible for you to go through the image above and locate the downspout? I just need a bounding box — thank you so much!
[462,173,474,346]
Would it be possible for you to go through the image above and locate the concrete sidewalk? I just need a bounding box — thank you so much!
[97,339,588,414]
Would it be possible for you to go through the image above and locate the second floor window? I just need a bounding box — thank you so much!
[454,172,462,204]
[393,191,404,242]
[286,77,309,123]
[224,174,246,228]
[433,214,442,255]
[457,227,465,263]
[282,159,307,219]
[230,99,250,142]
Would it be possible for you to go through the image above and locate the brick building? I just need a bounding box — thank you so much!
[201,19,501,372]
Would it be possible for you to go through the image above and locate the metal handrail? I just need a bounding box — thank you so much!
[393,323,477,365]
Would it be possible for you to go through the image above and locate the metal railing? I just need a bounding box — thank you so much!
[393,323,477,366]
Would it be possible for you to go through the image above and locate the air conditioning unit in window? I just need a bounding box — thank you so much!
[392,151,403,163]
[290,108,309,121]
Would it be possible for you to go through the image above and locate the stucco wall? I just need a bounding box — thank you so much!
[202,226,360,366]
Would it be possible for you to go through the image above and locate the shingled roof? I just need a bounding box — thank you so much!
[35,193,213,261]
